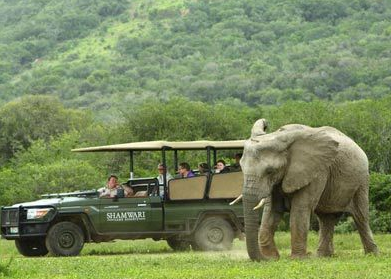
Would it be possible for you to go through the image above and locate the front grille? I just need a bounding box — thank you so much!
[1,209,19,226]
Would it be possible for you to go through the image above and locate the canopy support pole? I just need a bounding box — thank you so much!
[129,151,134,179]
[174,150,178,172]
[207,146,211,170]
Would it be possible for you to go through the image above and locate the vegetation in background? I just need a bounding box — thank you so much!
[0,95,93,164]
[368,173,391,232]
[0,95,390,232]
[0,0,390,116]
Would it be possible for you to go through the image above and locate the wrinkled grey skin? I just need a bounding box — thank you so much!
[241,121,378,261]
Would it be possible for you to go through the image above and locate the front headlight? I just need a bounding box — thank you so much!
[26,208,53,220]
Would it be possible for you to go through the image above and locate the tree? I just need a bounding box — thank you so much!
[0,132,104,205]
[0,95,92,163]
[118,97,261,142]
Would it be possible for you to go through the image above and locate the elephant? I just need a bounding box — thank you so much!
[240,121,378,261]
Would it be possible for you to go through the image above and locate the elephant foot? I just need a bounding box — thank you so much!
[316,249,334,257]
[290,251,311,260]
[260,246,280,260]
[364,245,379,255]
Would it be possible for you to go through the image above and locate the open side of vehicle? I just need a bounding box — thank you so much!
[1,140,248,256]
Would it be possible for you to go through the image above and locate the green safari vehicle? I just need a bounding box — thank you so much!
[1,140,246,257]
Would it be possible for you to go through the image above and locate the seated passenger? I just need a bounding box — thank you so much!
[156,163,173,197]
[98,174,134,198]
[198,162,211,175]
[230,153,242,172]
[214,159,230,174]
[178,162,195,178]
[157,163,173,184]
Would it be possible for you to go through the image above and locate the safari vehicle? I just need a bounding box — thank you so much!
[1,140,246,257]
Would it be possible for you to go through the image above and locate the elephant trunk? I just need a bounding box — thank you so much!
[243,195,266,261]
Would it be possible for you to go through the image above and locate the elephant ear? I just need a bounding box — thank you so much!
[282,130,339,194]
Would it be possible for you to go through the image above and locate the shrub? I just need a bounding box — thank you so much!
[369,209,391,233]
[369,172,391,212]
[335,216,356,234]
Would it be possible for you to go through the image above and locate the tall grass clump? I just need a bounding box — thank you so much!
[0,257,13,277]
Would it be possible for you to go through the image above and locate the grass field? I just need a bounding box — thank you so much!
[1,232,391,279]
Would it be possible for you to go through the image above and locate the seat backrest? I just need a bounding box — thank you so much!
[133,190,147,197]
[168,176,207,200]
[208,171,243,199]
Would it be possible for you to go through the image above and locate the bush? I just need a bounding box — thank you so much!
[369,173,391,233]
[0,131,105,206]
[369,210,391,233]
[0,95,93,163]
[335,216,356,234]
[369,172,391,212]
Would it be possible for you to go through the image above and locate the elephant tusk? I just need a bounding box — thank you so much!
[229,194,242,205]
[253,198,266,210]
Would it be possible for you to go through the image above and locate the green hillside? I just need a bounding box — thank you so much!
[0,0,390,115]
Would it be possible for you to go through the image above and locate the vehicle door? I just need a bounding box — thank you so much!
[98,196,162,233]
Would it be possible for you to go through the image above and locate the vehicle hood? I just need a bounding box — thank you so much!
[11,197,92,208]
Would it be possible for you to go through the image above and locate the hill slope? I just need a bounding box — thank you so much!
[0,0,390,113]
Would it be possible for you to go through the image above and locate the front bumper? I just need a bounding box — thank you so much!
[1,206,55,239]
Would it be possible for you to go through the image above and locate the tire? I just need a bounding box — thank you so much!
[166,237,191,251]
[15,238,48,257]
[45,221,84,256]
[193,217,234,251]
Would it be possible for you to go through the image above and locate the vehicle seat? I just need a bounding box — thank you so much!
[134,190,148,197]
[208,171,243,199]
[168,176,207,200]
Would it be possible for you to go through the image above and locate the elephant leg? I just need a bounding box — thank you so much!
[289,177,326,259]
[350,187,378,255]
[259,201,283,259]
[289,206,311,259]
[316,213,338,257]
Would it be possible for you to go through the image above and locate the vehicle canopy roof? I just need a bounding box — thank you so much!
[72,140,245,152]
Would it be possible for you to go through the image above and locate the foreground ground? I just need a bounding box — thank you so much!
[0,232,390,279]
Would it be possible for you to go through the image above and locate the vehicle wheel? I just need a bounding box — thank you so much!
[15,238,48,257]
[166,237,191,251]
[193,217,234,251]
[45,221,84,256]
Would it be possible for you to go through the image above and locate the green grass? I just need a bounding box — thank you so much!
[1,232,391,279]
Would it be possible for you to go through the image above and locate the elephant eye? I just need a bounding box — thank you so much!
[265,167,274,174]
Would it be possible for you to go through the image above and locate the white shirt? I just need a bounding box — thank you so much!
[157,172,173,184]
[157,172,173,197]
[98,186,119,198]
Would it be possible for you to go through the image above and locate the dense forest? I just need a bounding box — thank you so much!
[0,0,390,231]
[0,0,391,118]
